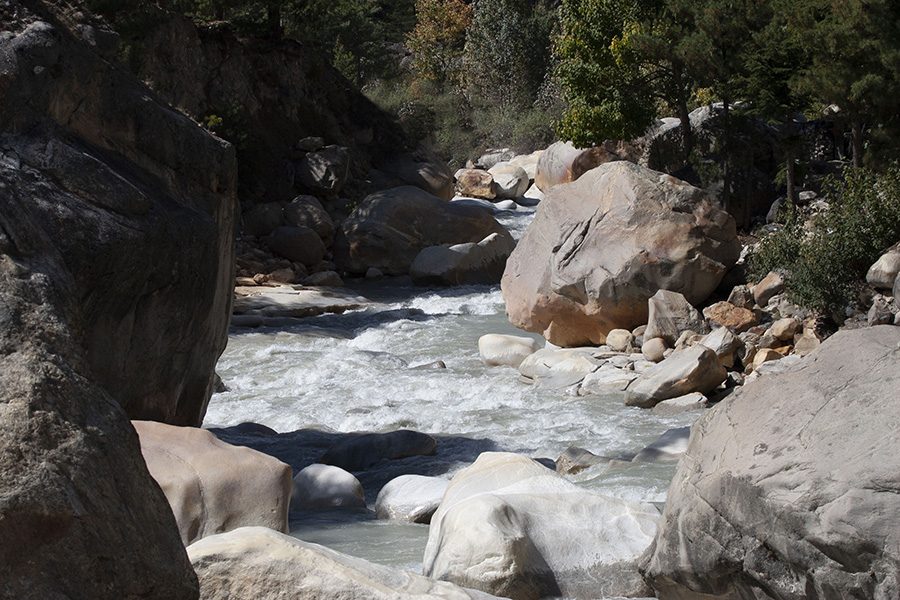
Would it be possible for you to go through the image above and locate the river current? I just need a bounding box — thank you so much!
[206,206,696,575]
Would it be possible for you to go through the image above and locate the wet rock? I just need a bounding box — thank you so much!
[375,475,449,523]
[320,430,437,471]
[478,334,541,368]
[423,452,658,600]
[189,527,499,600]
[555,446,611,475]
[291,464,366,511]
[135,420,292,544]
[633,427,691,462]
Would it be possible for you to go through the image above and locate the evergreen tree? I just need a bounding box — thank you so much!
[795,0,900,168]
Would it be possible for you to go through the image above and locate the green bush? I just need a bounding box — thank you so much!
[748,167,900,321]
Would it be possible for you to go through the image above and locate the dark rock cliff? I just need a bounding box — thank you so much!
[0,0,239,596]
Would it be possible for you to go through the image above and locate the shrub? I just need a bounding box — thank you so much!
[748,167,900,321]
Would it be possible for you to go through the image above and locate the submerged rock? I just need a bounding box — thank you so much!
[320,430,437,471]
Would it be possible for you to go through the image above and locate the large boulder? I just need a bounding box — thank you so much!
[295,144,350,194]
[534,141,620,193]
[283,195,336,246]
[409,232,516,286]
[134,421,292,545]
[0,3,247,594]
[335,186,513,275]
[189,526,501,600]
[1,14,237,427]
[456,168,497,199]
[643,326,900,600]
[502,161,740,347]
[488,162,530,199]
[866,246,900,290]
[423,452,659,600]
[265,225,327,266]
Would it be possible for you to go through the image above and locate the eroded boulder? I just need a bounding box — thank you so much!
[320,430,437,471]
[423,452,659,600]
[189,526,500,600]
[134,420,292,544]
[375,475,449,524]
[502,162,740,346]
[410,232,516,286]
[335,186,512,275]
[643,326,900,600]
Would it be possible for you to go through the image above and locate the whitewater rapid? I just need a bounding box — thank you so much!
[206,206,696,572]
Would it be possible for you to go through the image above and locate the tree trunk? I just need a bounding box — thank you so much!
[851,119,864,168]
[785,114,797,205]
[672,63,693,159]
[267,2,282,39]
[721,97,732,214]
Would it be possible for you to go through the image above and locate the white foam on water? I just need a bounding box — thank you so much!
[207,207,697,582]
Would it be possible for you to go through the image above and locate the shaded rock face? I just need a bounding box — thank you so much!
[335,186,513,275]
[643,326,900,600]
[1,8,238,427]
[0,10,209,596]
[134,14,419,204]
[502,161,740,347]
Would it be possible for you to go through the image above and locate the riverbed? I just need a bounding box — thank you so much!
[206,206,697,574]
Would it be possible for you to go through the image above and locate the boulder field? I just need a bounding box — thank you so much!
[502,161,740,347]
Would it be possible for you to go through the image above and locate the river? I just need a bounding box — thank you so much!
[205,205,696,576]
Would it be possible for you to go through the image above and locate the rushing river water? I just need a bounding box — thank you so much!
[206,206,697,576]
